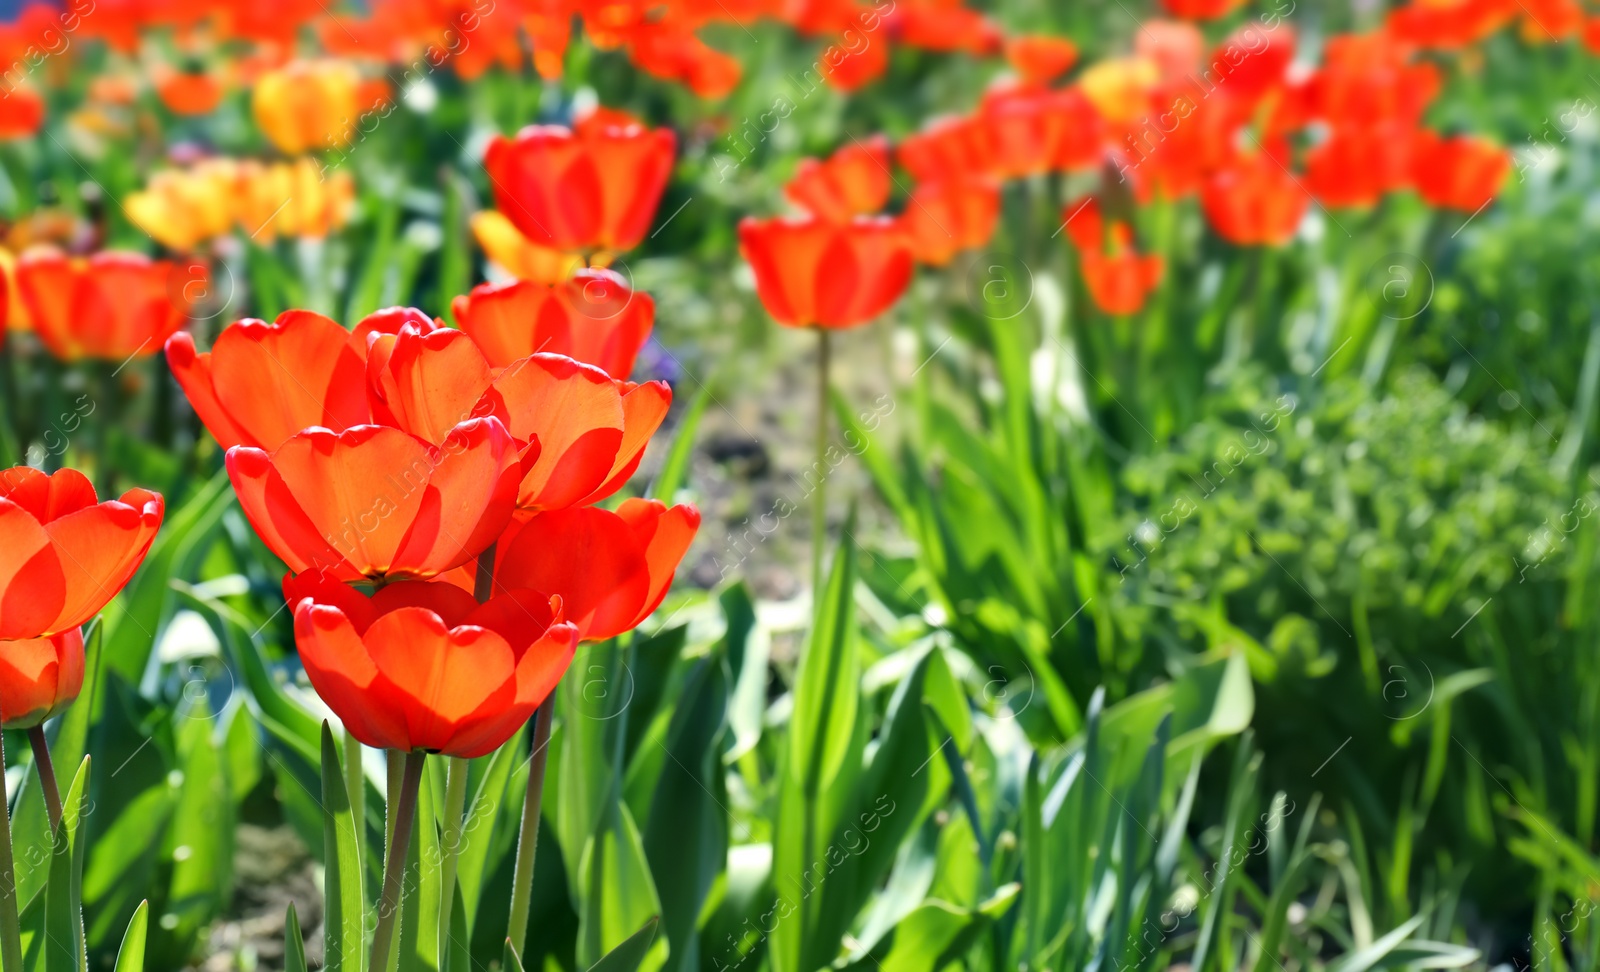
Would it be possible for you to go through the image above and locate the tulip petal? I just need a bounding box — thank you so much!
[0,500,65,640]
[209,312,370,451]
[41,488,163,633]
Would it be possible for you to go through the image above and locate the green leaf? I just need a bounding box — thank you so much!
[102,471,234,687]
[502,940,527,972]
[577,802,666,971]
[45,756,90,972]
[586,916,661,972]
[320,724,365,972]
[642,647,729,971]
[649,384,711,502]
[162,698,234,950]
[854,885,1019,972]
[454,739,518,935]
[284,904,309,972]
[1327,915,1430,972]
[111,901,148,972]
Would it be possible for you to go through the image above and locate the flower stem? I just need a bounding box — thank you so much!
[26,726,60,831]
[506,693,555,956]
[813,327,832,595]
[438,756,470,957]
[0,732,25,972]
[371,749,425,972]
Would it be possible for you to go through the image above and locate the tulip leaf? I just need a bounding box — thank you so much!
[649,382,710,502]
[453,737,517,936]
[284,903,309,972]
[502,940,528,972]
[320,723,365,972]
[770,520,866,972]
[446,879,471,972]
[845,885,1019,972]
[586,915,661,972]
[101,470,234,688]
[45,755,90,972]
[577,800,666,971]
[398,759,442,972]
[111,901,148,972]
[162,698,234,950]
[641,641,730,971]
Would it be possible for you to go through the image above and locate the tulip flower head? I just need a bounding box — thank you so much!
[483,117,677,257]
[739,214,914,329]
[1064,198,1165,316]
[0,466,164,727]
[17,248,194,362]
[1410,130,1509,212]
[286,571,578,757]
[784,135,893,223]
[491,499,700,642]
[453,271,655,377]
[252,59,360,155]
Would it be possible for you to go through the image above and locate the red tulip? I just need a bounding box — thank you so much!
[286,571,578,757]
[226,419,527,582]
[167,307,440,452]
[0,466,164,642]
[18,249,191,362]
[900,177,1001,267]
[739,215,914,329]
[1304,125,1413,208]
[491,499,699,642]
[898,115,996,183]
[483,119,677,255]
[818,33,890,92]
[1410,130,1509,212]
[1063,198,1165,315]
[366,326,496,446]
[784,135,892,223]
[1004,35,1079,85]
[480,353,670,511]
[1201,152,1309,246]
[0,85,44,140]
[0,630,84,729]
[1160,0,1245,18]
[453,270,655,378]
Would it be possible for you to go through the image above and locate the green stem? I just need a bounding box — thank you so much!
[813,328,831,595]
[371,750,425,972]
[343,731,364,879]
[506,694,555,956]
[26,726,60,832]
[0,732,25,972]
[385,749,403,854]
[438,756,471,957]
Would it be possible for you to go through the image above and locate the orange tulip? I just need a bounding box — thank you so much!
[483,118,677,255]
[453,271,655,378]
[898,115,996,182]
[167,309,403,452]
[286,571,578,757]
[1304,126,1413,208]
[0,631,84,729]
[470,211,584,285]
[226,419,528,582]
[739,214,914,329]
[1064,198,1165,315]
[252,59,360,155]
[900,177,1001,266]
[0,465,164,646]
[491,499,700,642]
[156,67,224,115]
[0,85,44,140]
[1201,153,1308,246]
[818,32,890,92]
[18,249,192,362]
[784,135,892,222]
[1005,35,1079,85]
[1410,130,1509,212]
[981,84,1073,178]
[481,353,670,511]
[1160,0,1246,18]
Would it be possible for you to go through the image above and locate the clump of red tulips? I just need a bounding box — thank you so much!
[168,296,697,967]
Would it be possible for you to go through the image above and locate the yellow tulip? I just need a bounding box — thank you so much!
[251,59,360,155]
